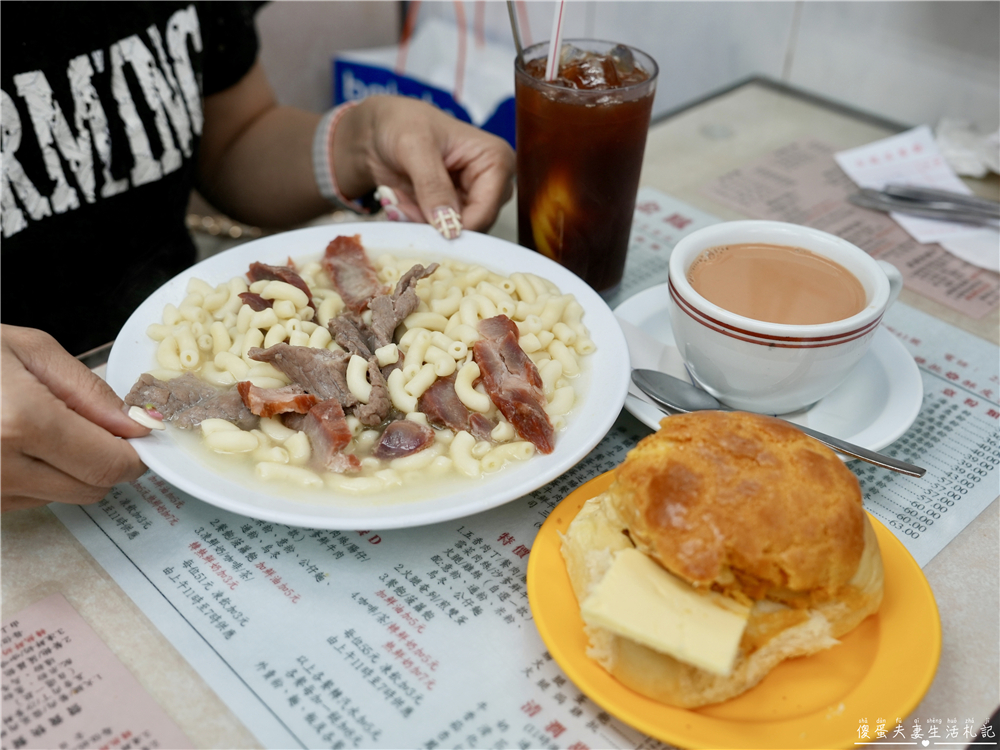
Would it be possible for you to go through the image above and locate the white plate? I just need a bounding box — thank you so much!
[107,223,630,530]
[614,282,923,453]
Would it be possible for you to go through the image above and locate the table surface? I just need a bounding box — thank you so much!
[3,78,998,749]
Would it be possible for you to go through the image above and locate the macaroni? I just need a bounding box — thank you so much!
[454,362,491,413]
[346,354,373,403]
[141,243,597,495]
[386,369,418,413]
[449,431,481,477]
[482,441,535,473]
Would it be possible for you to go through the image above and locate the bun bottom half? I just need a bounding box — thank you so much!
[560,492,884,709]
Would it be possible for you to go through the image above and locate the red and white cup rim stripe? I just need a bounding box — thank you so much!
[668,278,882,349]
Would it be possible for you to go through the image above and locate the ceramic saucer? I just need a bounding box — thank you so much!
[614,282,924,453]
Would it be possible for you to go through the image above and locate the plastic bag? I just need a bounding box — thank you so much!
[333,10,515,148]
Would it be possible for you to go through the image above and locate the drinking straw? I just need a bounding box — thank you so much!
[516,1,533,46]
[394,0,421,73]
[544,0,566,80]
[506,0,524,65]
[452,0,468,103]
[474,1,486,47]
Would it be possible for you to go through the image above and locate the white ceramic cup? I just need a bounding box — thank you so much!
[667,220,903,414]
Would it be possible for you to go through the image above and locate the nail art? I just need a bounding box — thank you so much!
[431,206,463,240]
[375,186,407,222]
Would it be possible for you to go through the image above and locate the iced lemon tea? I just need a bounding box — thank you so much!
[515,40,657,295]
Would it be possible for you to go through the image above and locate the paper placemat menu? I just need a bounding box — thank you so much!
[47,187,997,748]
[855,303,999,565]
[53,418,671,750]
[699,139,1000,319]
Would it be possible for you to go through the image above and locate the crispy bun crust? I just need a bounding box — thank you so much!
[561,491,884,709]
[611,411,866,607]
[559,411,884,708]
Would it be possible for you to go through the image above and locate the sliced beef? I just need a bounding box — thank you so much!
[372,420,434,459]
[281,412,307,431]
[300,399,360,473]
[353,359,392,427]
[368,262,438,349]
[124,373,217,420]
[473,315,554,454]
[237,382,317,418]
[321,234,386,313]
[381,359,403,380]
[247,261,315,309]
[247,343,356,406]
[366,295,400,352]
[173,390,259,431]
[397,262,439,291]
[329,316,372,358]
[418,374,496,442]
[238,292,272,311]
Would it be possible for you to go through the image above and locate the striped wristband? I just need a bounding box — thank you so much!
[312,101,370,213]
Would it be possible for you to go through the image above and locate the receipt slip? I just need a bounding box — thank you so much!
[581,548,750,676]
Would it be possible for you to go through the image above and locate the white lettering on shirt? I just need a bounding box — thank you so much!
[165,5,204,137]
[11,69,84,214]
[1,89,53,237]
[0,4,203,237]
[68,54,128,199]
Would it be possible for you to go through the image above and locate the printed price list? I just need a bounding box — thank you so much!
[852,305,999,566]
[52,452,672,750]
[43,187,996,747]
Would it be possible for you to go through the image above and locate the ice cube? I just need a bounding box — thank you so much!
[560,55,621,89]
[558,44,588,66]
[610,44,635,75]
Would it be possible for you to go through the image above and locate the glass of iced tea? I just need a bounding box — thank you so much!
[515,40,658,296]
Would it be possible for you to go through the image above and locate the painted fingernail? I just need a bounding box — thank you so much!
[375,186,407,222]
[431,206,463,240]
[127,405,166,430]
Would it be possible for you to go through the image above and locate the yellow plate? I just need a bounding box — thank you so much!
[527,472,941,750]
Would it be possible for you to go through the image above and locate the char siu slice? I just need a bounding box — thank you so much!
[321,234,386,313]
[472,315,554,454]
[300,399,360,473]
[237,382,317,418]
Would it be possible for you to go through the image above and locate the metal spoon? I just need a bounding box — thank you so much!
[631,369,926,477]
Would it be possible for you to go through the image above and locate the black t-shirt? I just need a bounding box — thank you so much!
[2,1,260,354]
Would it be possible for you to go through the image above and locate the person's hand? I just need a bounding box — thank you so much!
[1,326,150,512]
[196,63,513,236]
[334,96,516,237]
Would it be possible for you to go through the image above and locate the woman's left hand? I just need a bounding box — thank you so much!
[333,96,516,237]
